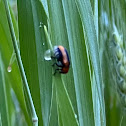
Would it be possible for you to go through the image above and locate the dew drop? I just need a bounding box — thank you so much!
[7,66,12,72]
[44,49,52,61]
[43,43,45,46]
[75,114,77,119]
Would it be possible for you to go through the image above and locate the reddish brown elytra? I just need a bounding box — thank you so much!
[53,46,70,75]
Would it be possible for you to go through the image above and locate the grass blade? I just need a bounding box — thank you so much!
[0,0,31,125]
[3,0,38,125]
[54,76,78,126]
[61,0,95,125]
[47,0,78,117]
[17,0,52,125]
[0,55,9,126]
[75,0,106,125]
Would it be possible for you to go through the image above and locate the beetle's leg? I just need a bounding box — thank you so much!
[56,62,63,67]
[52,62,57,67]
[53,68,59,75]
[53,68,62,75]
[52,62,63,67]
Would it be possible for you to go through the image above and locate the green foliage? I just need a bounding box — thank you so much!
[1,0,126,126]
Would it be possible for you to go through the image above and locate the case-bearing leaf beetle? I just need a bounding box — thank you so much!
[52,46,70,75]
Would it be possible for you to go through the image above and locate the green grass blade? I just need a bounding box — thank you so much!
[3,0,38,124]
[0,0,31,125]
[54,75,78,126]
[47,0,78,117]
[48,84,58,126]
[17,0,52,125]
[92,0,101,125]
[46,0,81,125]
[0,55,10,126]
[40,0,48,16]
[0,114,1,126]
[57,105,63,126]
[75,0,106,125]
[60,0,95,125]
[94,0,98,39]
[92,73,101,126]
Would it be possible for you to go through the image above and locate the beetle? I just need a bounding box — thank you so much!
[52,46,70,74]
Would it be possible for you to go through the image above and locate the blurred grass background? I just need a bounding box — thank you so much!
[0,0,126,126]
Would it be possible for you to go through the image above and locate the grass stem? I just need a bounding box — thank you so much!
[3,0,38,125]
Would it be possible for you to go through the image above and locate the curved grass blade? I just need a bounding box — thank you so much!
[3,0,38,125]
[47,0,78,117]
[17,0,52,125]
[48,84,58,126]
[46,0,80,125]
[61,0,95,125]
[40,0,48,16]
[54,75,79,126]
[75,0,106,125]
[0,0,31,125]
[0,55,9,126]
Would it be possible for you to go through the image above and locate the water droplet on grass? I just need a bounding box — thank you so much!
[7,66,12,72]
[75,114,77,119]
[44,49,52,61]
